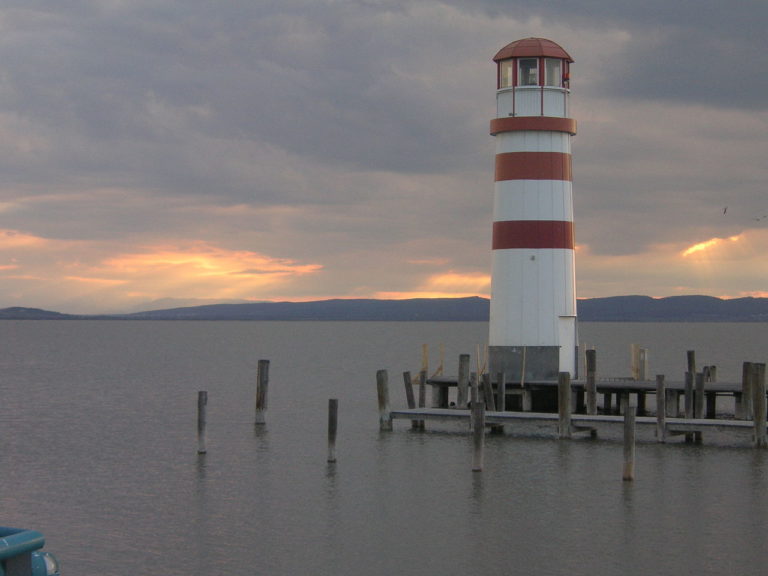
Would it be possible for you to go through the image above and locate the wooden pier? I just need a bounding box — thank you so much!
[377,358,768,449]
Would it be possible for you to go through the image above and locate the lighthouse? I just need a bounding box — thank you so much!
[488,37,578,382]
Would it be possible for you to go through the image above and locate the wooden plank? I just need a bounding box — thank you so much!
[389,408,757,431]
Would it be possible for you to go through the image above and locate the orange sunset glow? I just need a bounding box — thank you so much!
[682,235,742,257]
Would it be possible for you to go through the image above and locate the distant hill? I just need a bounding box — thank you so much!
[2,295,768,321]
[576,295,768,322]
[122,297,491,321]
[0,307,75,320]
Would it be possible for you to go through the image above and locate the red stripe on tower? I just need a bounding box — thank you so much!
[492,220,574,250]
[494,152,572,182]
[490,117,577,136]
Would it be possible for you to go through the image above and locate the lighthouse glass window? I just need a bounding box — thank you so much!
[518,59,538,86]
[545,58,562,87]
[499,60,514,88]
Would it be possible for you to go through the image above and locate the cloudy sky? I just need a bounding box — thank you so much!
[0,1,766,313]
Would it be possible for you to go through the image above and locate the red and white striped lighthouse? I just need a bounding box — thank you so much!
[488,37,578,382]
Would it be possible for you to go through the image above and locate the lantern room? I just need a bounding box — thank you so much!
[493,37,573,118]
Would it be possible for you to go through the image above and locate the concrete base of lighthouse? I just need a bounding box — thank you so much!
[489,345,560,382]
[489,344,578,411]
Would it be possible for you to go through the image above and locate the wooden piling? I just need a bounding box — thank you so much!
[490,372,505,434]
[457,354,470,409]
[704,366,717,418]
[684,371,694,419]
[472,401,485,471]
[686,350,696,438]
[693,371,705,443]
[418,369,427,408]
[482,373,496,411]
[254,359,270,425]
[655,375,666,443]
[496,372,506,413]
[558,372,571,439]
[665,387,679,418]
[403,371,416,408]
[377,369,393,431]
[402,371,420,430]
[417,369,427,430]
[695,371,705,419]
[639,348,649,381]
[586,349,597,415]
[327,398,338,463]
[752,363,767,448]
[687,350,696,375]
[684,371,694,443]
[739,361,753,420]
[197,390,208,454]
[623,398,636,481]
[603,391,613,415]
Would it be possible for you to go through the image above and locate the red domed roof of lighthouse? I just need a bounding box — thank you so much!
[493,37,573,62]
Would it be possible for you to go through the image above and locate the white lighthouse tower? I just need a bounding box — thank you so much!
[488,37,578,383]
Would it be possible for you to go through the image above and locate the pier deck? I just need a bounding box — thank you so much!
[377,360,767,449]
[424,376,758,418]
[390,407,756,434]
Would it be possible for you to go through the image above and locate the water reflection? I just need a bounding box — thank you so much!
[6,320,768,575]
[471,469,485,507]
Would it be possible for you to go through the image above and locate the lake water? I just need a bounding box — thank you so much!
[2,321,767,575]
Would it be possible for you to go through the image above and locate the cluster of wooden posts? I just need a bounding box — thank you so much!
[196,359,341,463]
[377,348,768,480]
[196,358,272,455]
[192,349,767,479]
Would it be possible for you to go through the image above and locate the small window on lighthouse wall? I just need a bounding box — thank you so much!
[545,58,562,87]
[518,59,538,86]
[499,59,514,88]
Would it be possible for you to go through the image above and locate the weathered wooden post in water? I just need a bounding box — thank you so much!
[472,401,486,471]
[739,361,754,420]
[751,363,767,448]
[254,359,270,425]
[622,397,636,481]
[695,371,705,419]
[586,349,597,415]
[482,373,496,412]
[457,354,470,408]
[197,391,208,454]
[418,369,427,409]
[496,372,506,413]
[655,375,666,443]
[558,372,572,439]
[328,399,338,463]
[377,370,393,431]
[694,371,705,443]
[684,351,695,443]
[403,371,424,430]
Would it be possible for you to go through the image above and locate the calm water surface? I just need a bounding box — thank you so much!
[1,321,767,575]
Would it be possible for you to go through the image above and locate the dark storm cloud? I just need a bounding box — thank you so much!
[445,0,768,108]
[0,0,495,212]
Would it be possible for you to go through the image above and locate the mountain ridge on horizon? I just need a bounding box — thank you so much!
[1,294,768,321]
